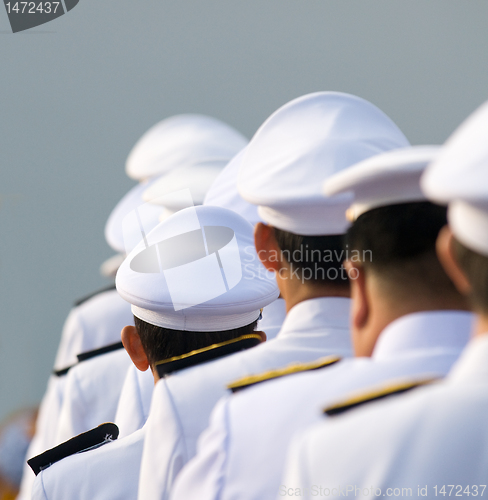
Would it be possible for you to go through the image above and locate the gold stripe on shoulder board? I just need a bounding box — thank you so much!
[323,376,440,417]
[227,355,342,393]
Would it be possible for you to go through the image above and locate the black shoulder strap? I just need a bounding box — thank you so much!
[27,423,119,475]
[52,341,125,377]
[155,334,262,378]
[76,341,124,362]
[73,284,116,307]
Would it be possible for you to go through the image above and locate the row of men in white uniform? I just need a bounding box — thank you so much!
[16,91,488,500]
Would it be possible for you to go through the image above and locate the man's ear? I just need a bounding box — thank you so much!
[345,260,369,335]
[436,226,472,296]
[254,223,282,273]
[121,325,150,372]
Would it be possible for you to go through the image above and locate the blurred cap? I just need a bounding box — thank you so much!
[204,148,262,226]
[104,179,163,254]
[125,115,248,181]
[238,92,410,235]
[422,100,488,256]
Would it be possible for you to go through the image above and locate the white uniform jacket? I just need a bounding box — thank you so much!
[171,310,473,500]
[18,289,133,500]
[32,427,146,500]
[281,332,488,497]
[138,297,353,500]
[55,349,132,443]
[114,365,154,439]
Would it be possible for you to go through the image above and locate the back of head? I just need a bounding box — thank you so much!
[346,202,460,301]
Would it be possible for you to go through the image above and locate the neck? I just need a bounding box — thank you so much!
[280,278,350,313]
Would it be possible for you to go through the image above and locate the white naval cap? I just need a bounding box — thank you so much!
[238,92,410,236]
[142,159,228,209]
[204,148,262,227]
[125,115,248,181]
[116,205,279,332]
[323,145,441,221]
[104,178,163,254]
[422,100,488,256]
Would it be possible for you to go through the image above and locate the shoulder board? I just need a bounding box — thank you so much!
[73,284,116,307]
[52,364,76,377]
[52,341,125,377]
[227,355,342,393]
[155,334,262,378]
[323,377,439,417]
[27,423,119,475]
[76,341,124,362]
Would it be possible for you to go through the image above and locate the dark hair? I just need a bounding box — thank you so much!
[134,316,258,366]
[453,239,488,315]
[346,202,458,296]
[273,228,349,286]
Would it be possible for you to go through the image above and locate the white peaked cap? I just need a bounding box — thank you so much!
[238,92,410,235]
[100,253,126,278]
[116,205,279,331]
[142,159,229,209]
[422,100,488,256]
[324,145,441,220]
[125,115,248,181]
[204,148,262,226]
[105,179,163,253]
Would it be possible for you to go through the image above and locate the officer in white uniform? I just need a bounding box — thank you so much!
[30,204,278,500]
[280,99,488,494]
[54,151,239,444]
[138,91,412,500]
[171,145,473,500]
[18,114,248,500]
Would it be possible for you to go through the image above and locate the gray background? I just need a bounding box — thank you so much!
[1,0,487,420]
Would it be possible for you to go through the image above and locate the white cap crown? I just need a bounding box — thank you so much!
[116,205,279,331]
[126,115,248,181]
[422,100,488,256]
[238,92,410,235]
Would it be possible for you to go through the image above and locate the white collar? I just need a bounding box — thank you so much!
[447,333,488,384]
[372,310,473,361]
[277,297,351,339]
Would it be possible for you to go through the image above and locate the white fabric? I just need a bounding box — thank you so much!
[32,427,146,500]
[421,100,488,255]
[138,297,353,500]
[257,298,286,341]
[171,311,472,500]
[53,289,133,372]
[237,92,410,235]
[143,163,227,207]
[104,178,163,254]
[323,146,440,219]
[125,115,248,181]
[114,366,154,439]
[55,349,132,444]
[16,376,65,500]
[281,333,488,496]
[17,290,133,500]
[204,148,262,227]
[116,206,279,330]
[100,254,125,278]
